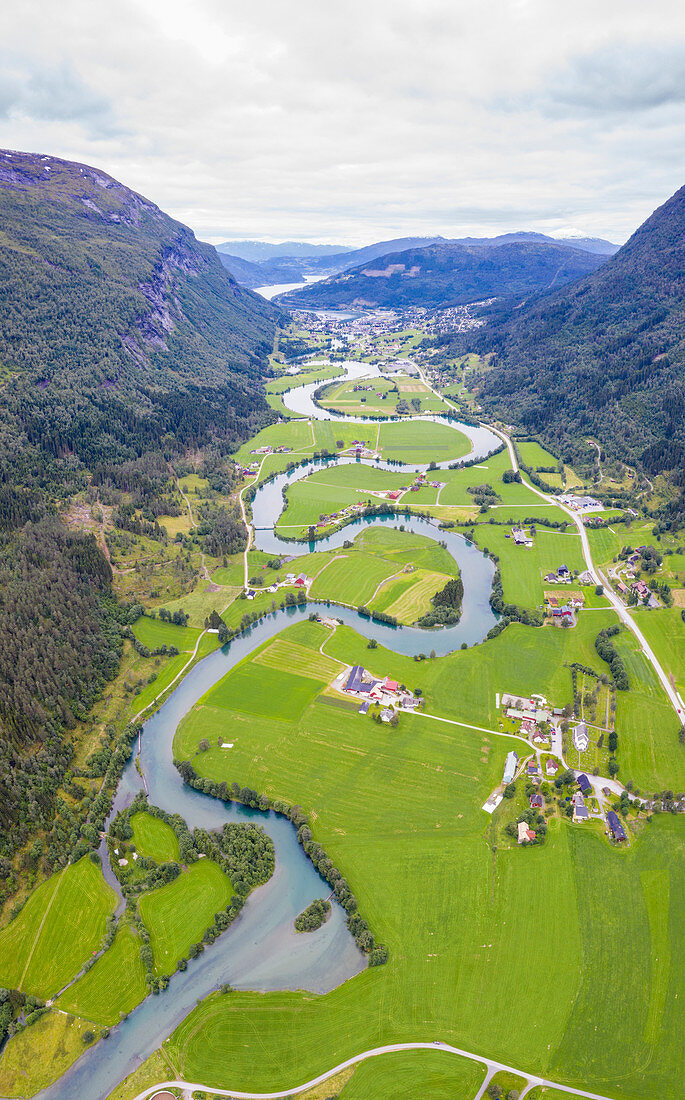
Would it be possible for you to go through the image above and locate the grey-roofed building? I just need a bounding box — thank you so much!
[577,773,592,795]
[607,810,626,841]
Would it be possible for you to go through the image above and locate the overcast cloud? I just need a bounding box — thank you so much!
[1,0,685,245]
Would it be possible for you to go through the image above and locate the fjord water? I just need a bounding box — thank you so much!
[29,359,500,1099]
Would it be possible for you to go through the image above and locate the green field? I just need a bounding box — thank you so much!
[517,441,560,468]
[166,618,685,1100]
[139,860,234,975]
[318,374,450,417]
[132,616,200,653]
[338,1051,485,1099]
[0,857,116,999]
[468,524,587,607]
[0,1009,93,1098]
[377,420,471,464]
[633,608,685,697]
[56,922,147,1025]
[276,448,570,536]
[130,812,180,863]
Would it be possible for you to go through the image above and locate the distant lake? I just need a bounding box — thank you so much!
[255,274,326,300]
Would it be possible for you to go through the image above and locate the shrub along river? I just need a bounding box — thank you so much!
[29,362,500,1100]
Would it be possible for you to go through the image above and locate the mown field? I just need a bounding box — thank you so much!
[633,608,685,698]
[130,812,180,863]
[167,617,685,1100]
[231,410,473,481]
[0,857,116,1000]
[516,441,560,468]
[56,921,147,1025]
[377,419,470,464]
[139,859,234,975]
[337,1050,485,1100]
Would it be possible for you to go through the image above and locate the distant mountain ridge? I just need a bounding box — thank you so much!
[217,240,347,261]
[218,231,616,293]
[273,238,607,310]
[461,184,685,478]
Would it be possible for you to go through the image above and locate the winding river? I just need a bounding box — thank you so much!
[31,359,501,1100]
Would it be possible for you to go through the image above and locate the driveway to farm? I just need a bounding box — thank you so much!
[129,1041,627,1100]
[486,424,685,724]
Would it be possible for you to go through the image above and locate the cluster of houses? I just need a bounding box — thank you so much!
[616,576,655,606]
[235,463,259,479]
[544,563,573,585]
[315,501,368,529]
[245,572,310,600]
[339,664,420,720]
[386,473,445,502]
[250,445,292,456]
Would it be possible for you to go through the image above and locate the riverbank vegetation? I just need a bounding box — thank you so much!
[294,898,330,932]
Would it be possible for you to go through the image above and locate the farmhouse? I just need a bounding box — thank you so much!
[344,666,379,694]
[517,821,536,844]
[502,751,518,784]
[607,810,627,841]
[530,793,544,810]
[512,527,533,547]
[573,721,589,752]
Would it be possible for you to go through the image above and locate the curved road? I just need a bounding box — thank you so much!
[486,423,684,722]
[131,1041,623,1100]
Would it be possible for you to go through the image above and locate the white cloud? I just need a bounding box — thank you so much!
[0,0,684,244]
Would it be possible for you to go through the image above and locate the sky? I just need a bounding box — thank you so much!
[1,0,685,247]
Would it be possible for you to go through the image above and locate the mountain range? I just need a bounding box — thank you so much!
[272,237,609,310]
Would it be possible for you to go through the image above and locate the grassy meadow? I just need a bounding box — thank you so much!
[167,617,685,1100]
[0,1009,94,1098]
[139,860,234,975]
[0,857,116,1000]
[130,812,180,863]
[56,922,147,1025]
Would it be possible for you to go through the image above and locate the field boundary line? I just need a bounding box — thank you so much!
[18,868,63,992]
[407,710,531,746]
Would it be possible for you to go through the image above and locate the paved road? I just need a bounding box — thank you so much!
[488,424,684,723]
[131,1041,626,1100]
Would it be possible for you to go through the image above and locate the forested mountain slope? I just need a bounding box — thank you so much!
[0,150,278,876]
[275,239,606,309]
[0,150,277,475]
[464,184,685,477]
